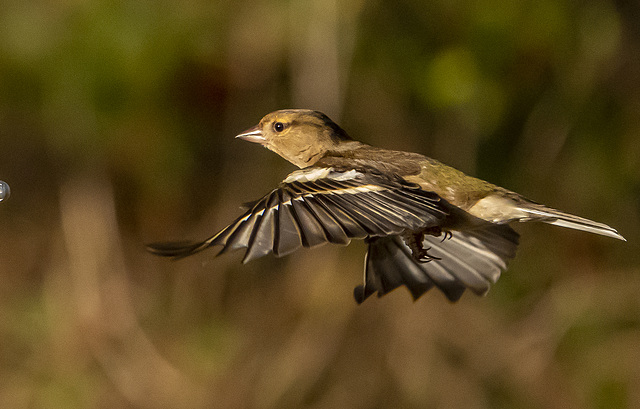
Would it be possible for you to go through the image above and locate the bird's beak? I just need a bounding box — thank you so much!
[235,125,265,145]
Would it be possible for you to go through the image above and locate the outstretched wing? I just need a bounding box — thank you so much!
[147,167,449,263]
[356,223,520,303]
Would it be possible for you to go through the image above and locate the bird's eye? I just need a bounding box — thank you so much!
[273,122,285,133]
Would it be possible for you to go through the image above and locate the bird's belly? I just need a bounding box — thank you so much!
[467,195,523,223]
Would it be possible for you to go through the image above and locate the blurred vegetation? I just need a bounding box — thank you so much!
[0,0,639,408]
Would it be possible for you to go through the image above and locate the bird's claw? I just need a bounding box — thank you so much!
[417,246,441,263]
[441,231,453,242]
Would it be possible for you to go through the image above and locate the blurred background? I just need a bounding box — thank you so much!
[0,0,639,407]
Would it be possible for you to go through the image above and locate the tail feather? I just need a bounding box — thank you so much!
[516,204,625,241]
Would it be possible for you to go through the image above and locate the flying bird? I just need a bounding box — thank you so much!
[147,109,625,303]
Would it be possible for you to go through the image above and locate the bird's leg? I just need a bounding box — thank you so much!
[423,226,442,237]
[422,225,454,242]
[401,230,441,263]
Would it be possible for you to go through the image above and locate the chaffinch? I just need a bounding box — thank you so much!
[148,109,624,303]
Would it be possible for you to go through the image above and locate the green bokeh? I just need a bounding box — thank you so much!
[0,0,638,407]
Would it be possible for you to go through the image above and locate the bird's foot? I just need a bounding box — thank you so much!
[422,226,453,242]
[401,231,441,263]
[423,226,442,237]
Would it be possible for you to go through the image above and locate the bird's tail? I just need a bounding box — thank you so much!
[515,202,625,241]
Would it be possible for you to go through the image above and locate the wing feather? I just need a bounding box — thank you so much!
[301,197,351,245]
[356,224,519,303]
[323,192,401,235]
[218,212,258,254]
[289,197,329,248]
[312,195,369,239]
[274,190,303,256]
[242,192,279,263]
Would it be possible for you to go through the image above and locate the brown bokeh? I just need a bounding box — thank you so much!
[0,0,638,407]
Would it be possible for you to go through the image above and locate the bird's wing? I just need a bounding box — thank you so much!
[356,223,519,303]
[147,167,449,263]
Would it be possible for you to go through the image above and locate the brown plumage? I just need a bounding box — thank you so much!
[147,109,625,303]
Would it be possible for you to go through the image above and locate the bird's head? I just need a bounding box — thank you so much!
[235,109,352,168]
